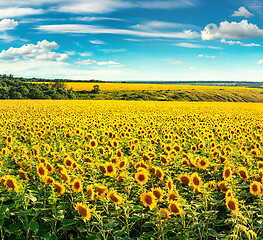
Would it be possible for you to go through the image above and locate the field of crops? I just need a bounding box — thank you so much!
[36,82,257,91]
[0,100,263,239]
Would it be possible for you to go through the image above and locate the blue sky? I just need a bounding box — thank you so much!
[0,0,263,81]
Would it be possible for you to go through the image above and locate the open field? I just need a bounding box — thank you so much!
[1,100,263,239]
[38,82,260,91]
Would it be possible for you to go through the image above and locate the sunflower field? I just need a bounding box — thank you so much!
[0,100,263,240]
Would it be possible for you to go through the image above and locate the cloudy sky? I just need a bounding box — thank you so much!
[1,0,263,81]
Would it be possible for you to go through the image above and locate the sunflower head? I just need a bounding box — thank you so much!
[152,188,163,202]
[86,185,95,201]
[158,209,170,222]
[140,192,156,210]
[226,198,239,214]
[169,200,183,216]
[191,172,202,189]
[238,167,249,181]
[107,190,123,205]
[72,179,83,193]
[223,166,232,181]
[135,169,148,185]
[104,162,116,177]
[75,202,91,222]
[179,174,190,186]
[250,181,262,196]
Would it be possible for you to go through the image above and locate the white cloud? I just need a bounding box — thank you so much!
[79,52,92,57]
[0,40,69,61]
[170,60,182,64]
[232,7,253,18]
[139,0,198,9]
[97,61,120,65]
[198,54,215,58]
[0,0,199,14]
[173,42,221,49]
[54,0,134,14]
[73,16,123,22]
[256,59,263,64]
[202,20,263,40]
[0,19,18,31]
[0,7,43,18]
[132,20,187,31]
[37,24,199,39]
[75,59,97,65]
[221,38,260,47]
[89,40,105,45]
[0,59,127,80]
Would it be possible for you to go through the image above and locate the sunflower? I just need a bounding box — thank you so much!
[86,185,95,200]
[116,149,123,158]
[218,181,228,193]
[257,161,263,169]
[191,172,202,189]
[45,162,54,174]
[75,202,91,222]
[140,192,156,210]
[226,198,239,214]
[179,174,190,186]
[225,188,233,199]
[110,157,118,164]
[117,172,126,183]
[152,188,164,202]
[19,169,29,181]
[98,164,106,174]
[95,184,108,198]
[45,177,54,185]
[155,167,164,181]
[89,139,97,148]
[37,164,48,179]
[54,181,65,195]
[60,170,71,183]
[169,201,183,216]
[237,167,249,181]
[135,161,148,170]
[72,179,83,193]
[107,190,123,205]
[118,159,127,169]
[223,166,232,181]
[104,162,116,177]
[250,181,261,195]
[197,157,209,169]
[160,155,169,165]
[64,158,73,168]
[135,169,148,185]
[181,158,189,166]
[166,177,174,192]
[4,176,19,192]
[158,209,170,222]
[168,190,180,202]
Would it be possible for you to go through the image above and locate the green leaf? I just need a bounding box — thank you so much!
[0,219,4,227]
[29,220,39,232]
[0,205,10,219]
[18,209,32,217]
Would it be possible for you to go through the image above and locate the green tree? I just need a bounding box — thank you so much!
[91,85,100,94]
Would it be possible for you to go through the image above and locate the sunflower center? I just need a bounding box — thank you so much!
[170,204,179,214]
[78,206,88,217]
[193,177,200,186]
[39,167,45,175]
[228,200,236,211]
[138,174,145,181]
[144,195,152,205]
[6,179,15,188]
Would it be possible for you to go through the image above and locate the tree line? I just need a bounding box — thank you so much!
[0,75,76,99]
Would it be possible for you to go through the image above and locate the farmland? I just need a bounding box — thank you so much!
[0,100,263,239]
